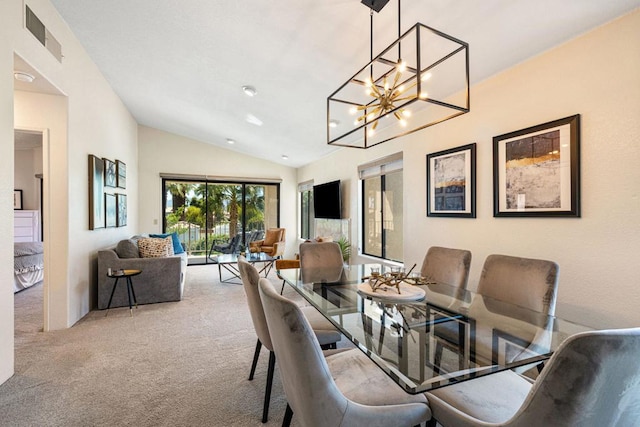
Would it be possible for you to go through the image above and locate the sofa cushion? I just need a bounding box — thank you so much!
[150,232,184,255]
[263,229,282,246]
[115,239,140,259]
[138,237,174,258]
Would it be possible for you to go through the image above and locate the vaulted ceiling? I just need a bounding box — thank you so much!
[49,0,640,167]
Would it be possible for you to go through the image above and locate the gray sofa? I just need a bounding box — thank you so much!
[97,236,187,309]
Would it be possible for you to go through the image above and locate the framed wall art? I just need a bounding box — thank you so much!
[493,114,580,217]
[117,194,127,227]
[88,154,105,229]
[105,193,117,228]
[104,158,117,187]
[14,189,23,210]
[426,143,476,218]
[116,160,126,189]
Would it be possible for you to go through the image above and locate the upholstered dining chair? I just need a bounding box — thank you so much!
[298,241,345,284]
[435,254,559,373]
[426,327,640,427]
[258,277,432,427]
[421,247,471,371]
[237,257,341,423]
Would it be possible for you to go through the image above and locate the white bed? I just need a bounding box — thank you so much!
[14,210,43,293]
[14,242,44,293]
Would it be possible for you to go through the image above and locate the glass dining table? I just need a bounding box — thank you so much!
[278,263,591,394]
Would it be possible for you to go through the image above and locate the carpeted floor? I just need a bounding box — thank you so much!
[2,265,311,427]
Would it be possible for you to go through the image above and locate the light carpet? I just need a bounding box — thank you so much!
[1,265,312,427]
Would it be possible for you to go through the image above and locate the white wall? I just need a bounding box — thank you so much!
[14,145,42,210]
[1,0,138,385]
[138,126,299,256]
[298,10,640,329]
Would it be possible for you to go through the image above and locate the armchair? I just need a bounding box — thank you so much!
[249,228,285,257]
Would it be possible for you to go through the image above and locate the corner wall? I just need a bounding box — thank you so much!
[1,0,138,385]
[298,10,640,328]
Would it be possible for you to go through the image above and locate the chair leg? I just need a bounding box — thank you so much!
[249,339,262,381]
[282,403,293,427]
[280,279,286,295]
[262,350,276,423]
[426,418,438,427]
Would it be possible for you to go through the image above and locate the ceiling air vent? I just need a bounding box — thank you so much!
[25,5,63,63]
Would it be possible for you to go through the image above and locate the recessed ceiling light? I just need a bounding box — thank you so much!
[281,155,289,160]
[14,71,35,83]
[329,119,340,128]
[226,138,235,144]
[242,85,257,97]
[246,114,263,127]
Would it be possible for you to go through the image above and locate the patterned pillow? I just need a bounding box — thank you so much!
[138,236,174,258]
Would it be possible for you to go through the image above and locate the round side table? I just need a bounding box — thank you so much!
[106,269,142,316]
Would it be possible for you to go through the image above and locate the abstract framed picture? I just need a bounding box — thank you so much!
[88,154,105,230]
[104,158,117,188]
[426,143,476,218]
[493,114,580,217]
[105,193,117,228]
[14,189,23,210]
[116,160,126,189]
[117,194,127,227]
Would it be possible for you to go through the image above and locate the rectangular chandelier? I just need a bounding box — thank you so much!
[327,22,470,149]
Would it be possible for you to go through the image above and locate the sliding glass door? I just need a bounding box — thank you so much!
[163,179,280,265]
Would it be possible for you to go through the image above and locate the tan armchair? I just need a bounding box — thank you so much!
[249,228,285,257]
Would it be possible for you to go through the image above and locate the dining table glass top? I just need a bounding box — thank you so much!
[278,263,591,394]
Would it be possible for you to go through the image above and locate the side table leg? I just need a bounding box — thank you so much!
[127,277,138,308]
[126,278,134,316]
[105,277,120,317]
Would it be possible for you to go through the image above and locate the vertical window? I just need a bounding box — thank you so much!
[299,180,314,240]
[359,153,403,262]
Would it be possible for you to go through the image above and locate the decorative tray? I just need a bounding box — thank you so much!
[357,281,426,302]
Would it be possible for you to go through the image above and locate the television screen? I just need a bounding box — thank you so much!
[313,180,341,219]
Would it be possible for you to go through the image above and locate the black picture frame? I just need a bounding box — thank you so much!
[88,155,105,229]
[13,189,23,210]
[493,114,580,217]
[426,143,476,218]
[104,158,116,188]
[116,160,126,189]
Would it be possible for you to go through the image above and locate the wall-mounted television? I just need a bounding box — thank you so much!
[313,180,342,219]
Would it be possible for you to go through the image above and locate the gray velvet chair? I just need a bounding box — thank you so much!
[420,246,472,290]
[258,277,432,427]
[421,247,471,371]
[237,257,341,423]
[477,254,559,316]
[426,327,640,427]
[299,241,345,284]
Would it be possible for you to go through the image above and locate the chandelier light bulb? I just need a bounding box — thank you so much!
[419,91,429,99]
[349,106,358,115]
[402,110,411,117]
[367,128,375,137]
[399,119,407,127]
[421,72,432,81]
[397,61,407,72]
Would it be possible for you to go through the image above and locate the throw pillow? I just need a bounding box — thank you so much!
[115,239,140,259]
[149,232,184,254]
[138,236,174,258]
[263,229,282,246]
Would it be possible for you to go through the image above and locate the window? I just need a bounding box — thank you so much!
[360,153,403,262]
[299,180,314,240]
[162,177,280,265]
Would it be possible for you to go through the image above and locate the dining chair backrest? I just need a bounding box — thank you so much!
[477,254,559,316]
[299,241,344,284]
[238,256,272,351]
[509,327,640,426]
[420,246,472,289]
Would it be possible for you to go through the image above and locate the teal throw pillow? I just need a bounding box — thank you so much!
[150,232,184,254]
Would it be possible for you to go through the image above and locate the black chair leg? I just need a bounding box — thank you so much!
[262,351,276,423]
[249,339,262,380]
[282,403,293,427]
[280,280,286,295]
